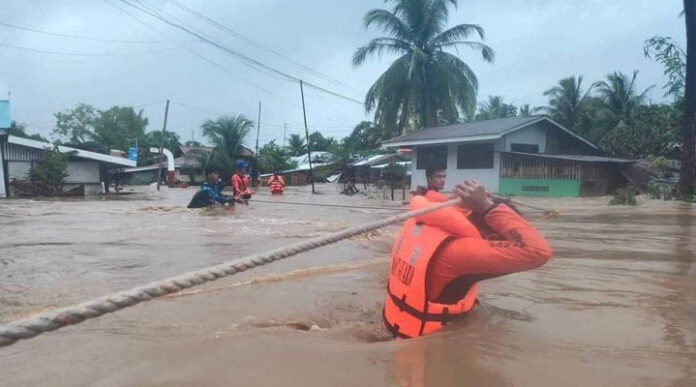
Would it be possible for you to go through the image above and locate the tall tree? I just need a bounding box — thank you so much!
[94,106,148,151]
[8,121,48,142]
[518,104,536,117]
[201,115,253,155]
[199,114,253,178]
[353,0,494,137]
[678,0,696,199]
[345,121,384,152]
[644,36,686,100]
[53,103,98,144]
[542,76,592,135]
[309,131,338,151]
[145,131,183,157]
[593,71,654,140]
[286,133,306,156]
[475,96,517,120]
[257,140,297,173]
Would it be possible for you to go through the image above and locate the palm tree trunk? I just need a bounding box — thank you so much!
[679,0,696,199]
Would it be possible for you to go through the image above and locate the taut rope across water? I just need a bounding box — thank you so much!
[0,198,467,349]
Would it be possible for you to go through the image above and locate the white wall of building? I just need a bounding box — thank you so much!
[503,123,547,152]
[65,161,100,183]
[411,139,503,193]
[8,161,32,180]
[410,125,550,193]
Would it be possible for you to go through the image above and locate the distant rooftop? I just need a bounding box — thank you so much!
[381,115,597,150]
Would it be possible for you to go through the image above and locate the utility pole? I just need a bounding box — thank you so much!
[283,123,287,148]
[156,99,170,191]
[255,101,261,155]
[191,129,194,144]
[299,80,315,194]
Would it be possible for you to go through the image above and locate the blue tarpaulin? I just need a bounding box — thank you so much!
[0,100,9,128]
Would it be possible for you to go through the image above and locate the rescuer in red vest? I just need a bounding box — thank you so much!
[232,160,253,204]
[384,179,552,339]
[268,171,285,195]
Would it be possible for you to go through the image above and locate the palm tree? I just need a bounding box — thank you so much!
[475,96,517,121]
[202,115,253,155]
[353,0,494,137]
[199,115,253,177]
[593,71,654,140]
[287,133,306,156]
[518,104,539,117]
[542,75,592,133]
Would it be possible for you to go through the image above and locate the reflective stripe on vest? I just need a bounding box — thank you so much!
[383,219,478,339]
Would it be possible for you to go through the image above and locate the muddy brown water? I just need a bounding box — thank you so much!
[0,184,694,386]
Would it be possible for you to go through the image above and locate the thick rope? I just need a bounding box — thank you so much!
[0,198,462,349]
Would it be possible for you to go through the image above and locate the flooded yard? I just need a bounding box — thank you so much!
[0,185,694,386]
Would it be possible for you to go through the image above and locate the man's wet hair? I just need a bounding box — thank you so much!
[425,166,446,178]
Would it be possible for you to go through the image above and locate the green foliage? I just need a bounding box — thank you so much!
[29,146,73,193]
[53,103,98,144]
[592,71,654,141]
[343,121,384,152]
[353,0,494,137]
[94,106,148,152]
[184,140,203,147]
[475,96,517,121]
[8,121,48,142]
[648,155,673,172]
[199,114,253,180]
[644,36,686,99]
[599,104,680,158]
[286,133,306,156]
[145,131,183,157]
[541,76,593,137]
[609,186,637,206]
[309,131,337,151]
[257,140,297,173]
[645,181,675,200]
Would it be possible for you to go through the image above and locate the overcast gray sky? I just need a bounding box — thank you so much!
[0,0,687,148]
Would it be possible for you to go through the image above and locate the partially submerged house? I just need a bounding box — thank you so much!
[0,134,136,197]
[381,116,634,196]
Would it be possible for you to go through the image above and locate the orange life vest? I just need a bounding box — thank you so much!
[269,175,285,193]
[383,218,479,339]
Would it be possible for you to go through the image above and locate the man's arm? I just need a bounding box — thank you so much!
[436,203,552,277]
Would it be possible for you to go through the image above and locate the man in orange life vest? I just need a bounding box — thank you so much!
[231,159,253,204]
[383,179,552,339]
[268,171,285,195]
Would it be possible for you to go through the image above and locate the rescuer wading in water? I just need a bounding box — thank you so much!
[384,179,552,338]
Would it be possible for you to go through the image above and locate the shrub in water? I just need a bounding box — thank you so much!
[610,186,637,206]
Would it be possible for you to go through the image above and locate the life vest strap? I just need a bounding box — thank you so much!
[382,307,412,339]
[387,289,463,323]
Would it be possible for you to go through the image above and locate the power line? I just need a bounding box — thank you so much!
[0,41,181,56]
[163,0,361,93]
[117,0,364,105]
[0,20,178,44]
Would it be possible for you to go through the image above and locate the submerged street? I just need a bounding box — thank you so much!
[1,185,694,386]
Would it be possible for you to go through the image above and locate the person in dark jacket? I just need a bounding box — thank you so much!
[187,170,231,208]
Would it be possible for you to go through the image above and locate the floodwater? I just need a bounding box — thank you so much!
[0,184,694,386]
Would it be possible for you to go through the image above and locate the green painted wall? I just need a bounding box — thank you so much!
[499,178,581,197]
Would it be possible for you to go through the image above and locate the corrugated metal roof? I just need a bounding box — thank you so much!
[501,151,635,163]
[382,116,543,145]
[7,136,136,167]
[381,116,598,150]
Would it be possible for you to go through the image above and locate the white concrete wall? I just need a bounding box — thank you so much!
[411,139,502,193]
[65,161,100,183]
[8,161,32,180]
[503,123,547,153]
